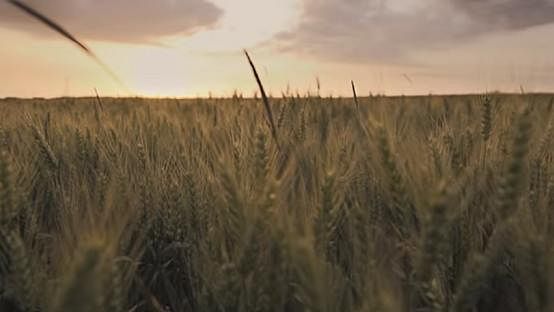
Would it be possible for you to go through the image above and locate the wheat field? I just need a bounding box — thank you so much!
[0,93,552,312]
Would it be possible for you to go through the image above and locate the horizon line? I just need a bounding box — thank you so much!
[2,91,554,101]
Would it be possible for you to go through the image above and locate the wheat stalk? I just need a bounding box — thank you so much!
[244,50,280,150]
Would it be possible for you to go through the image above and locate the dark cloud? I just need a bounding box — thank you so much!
[275,0,554,62]
[454,0,554,30]
[0,0,222,42]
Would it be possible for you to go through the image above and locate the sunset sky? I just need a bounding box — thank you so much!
[1,0,554,98]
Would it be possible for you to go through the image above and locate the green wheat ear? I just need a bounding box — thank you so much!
[254,129,269,185]
[105,259,125,312]
[3,230,35,311]
[451,223,512,312]
[0,150,17,225]
[0,151,35,311]
[314,170,337,259]
[496,107,533,220]
[480,95,492,142]
[28,120,59,170]
[376,125,419,239]
[452,107,534,312]
[49,243,104,312]
[414,181,449,310]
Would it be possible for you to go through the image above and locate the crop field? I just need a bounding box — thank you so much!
[0,94,552,311]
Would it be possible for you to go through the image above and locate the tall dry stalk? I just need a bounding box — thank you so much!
[244,50,280,149]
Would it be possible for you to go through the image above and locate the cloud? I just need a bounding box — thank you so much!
[274,0,554,63]
[453,0,554,30]
[0,0,223,42]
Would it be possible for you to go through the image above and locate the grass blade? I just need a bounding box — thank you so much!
[351,80,370,138]
[6,0,127,89]
[244,50,280,149]
[351,80,359,112]
[7,0,91,54]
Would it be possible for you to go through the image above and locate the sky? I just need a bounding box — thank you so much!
[1,0,554,98]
